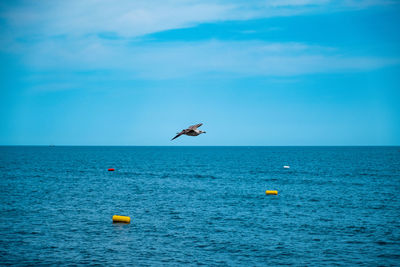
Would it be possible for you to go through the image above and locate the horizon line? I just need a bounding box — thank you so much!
[1,145,399,147]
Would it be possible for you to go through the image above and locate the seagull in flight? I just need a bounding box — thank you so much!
[171,123,206,140]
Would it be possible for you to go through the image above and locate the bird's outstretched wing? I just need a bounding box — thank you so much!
[188,123,203,130]
[171,130,184,141]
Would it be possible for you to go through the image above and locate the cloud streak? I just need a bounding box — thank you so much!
[19,39,399,81]
[1,0,398,86]
[1,0,396,39]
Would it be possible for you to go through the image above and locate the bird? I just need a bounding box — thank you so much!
[171,123,206,140]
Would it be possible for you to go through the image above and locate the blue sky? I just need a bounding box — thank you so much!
[0,0,399,145]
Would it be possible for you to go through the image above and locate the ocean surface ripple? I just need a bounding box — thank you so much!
[1,146,399,266]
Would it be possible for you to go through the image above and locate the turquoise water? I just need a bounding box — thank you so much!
[1,146,399,265]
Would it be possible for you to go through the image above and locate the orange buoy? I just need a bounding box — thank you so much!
[108,168,115,171]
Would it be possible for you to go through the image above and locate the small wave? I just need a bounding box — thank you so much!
[193,174,217,179]
[375,241,392,246]
[345,240,363,244]
[378,254,400,259]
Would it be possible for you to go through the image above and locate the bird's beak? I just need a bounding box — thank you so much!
[203,131,206,133]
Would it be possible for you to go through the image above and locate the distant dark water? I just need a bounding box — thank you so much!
[0,146,399,266]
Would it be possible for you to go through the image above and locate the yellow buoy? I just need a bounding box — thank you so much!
[112,215,131,223]
[265,190,278,195]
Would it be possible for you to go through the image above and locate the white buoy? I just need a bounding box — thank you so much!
[283,165,290,169]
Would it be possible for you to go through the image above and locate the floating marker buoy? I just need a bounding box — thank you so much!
[108,168,115,171]
[283,166,290,169]
[266,190,278,195]
[112,215,130,223]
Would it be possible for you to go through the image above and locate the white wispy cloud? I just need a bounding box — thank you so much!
[1,0,234,38]
[0,0,395,39]
[0,0,398,85]
[19,39,399,80]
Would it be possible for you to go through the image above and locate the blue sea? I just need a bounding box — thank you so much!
[0,146,399,266]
